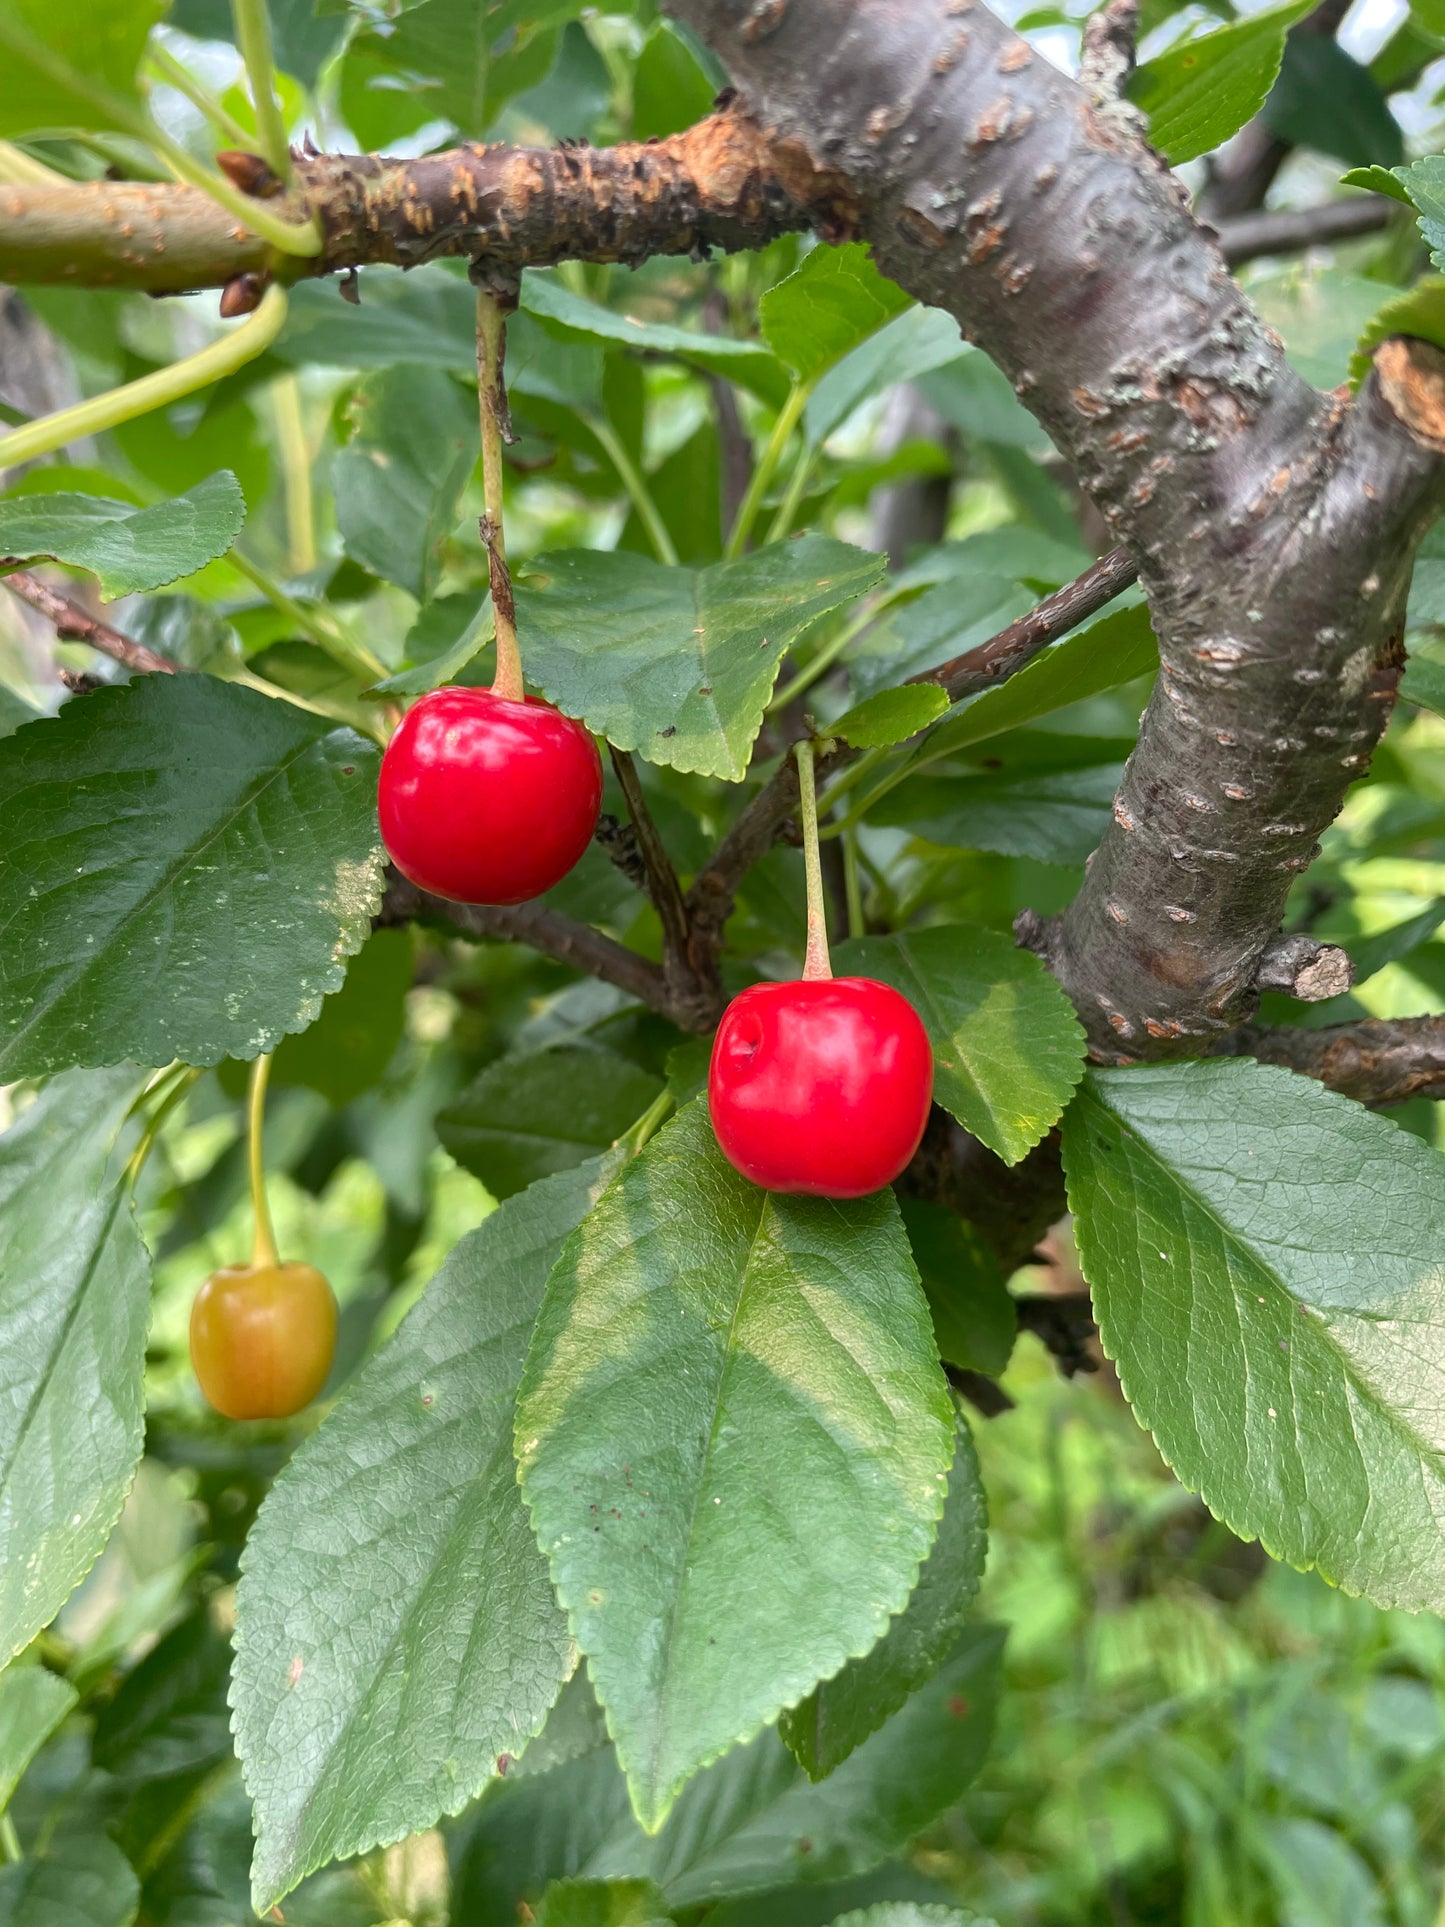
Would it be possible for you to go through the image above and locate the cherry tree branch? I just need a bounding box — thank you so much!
[379,870,679,1019]
[0,108,808,295]
[1225,1015,1445,1106]
[686,545,1140,970]
[664,0,1445,1061]
[1216,195,1396,265]
[1,569,177,674]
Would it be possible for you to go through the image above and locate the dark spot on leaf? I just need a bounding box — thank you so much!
[796,1838,813,1855]
[949,1695,971,1718]
[496,1753,512,1776]
[658,725,676,737]
[341,765,355,775]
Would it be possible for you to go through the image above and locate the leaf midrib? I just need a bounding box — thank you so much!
[642,1186,773,1810]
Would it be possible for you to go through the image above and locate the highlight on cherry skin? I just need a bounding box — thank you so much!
[379,685,604,906]
[707,976,935,1198]
[189,1261,339,1422]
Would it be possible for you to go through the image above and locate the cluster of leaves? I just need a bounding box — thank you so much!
[3,0,1445,1922]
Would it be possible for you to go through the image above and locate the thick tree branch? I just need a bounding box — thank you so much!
[0,108,807,294]
[1225,1016,1445,1106]
[666,0,1445,1060]
[1,569,177,674]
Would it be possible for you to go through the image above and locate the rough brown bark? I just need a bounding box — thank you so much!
[0,108,807,294]
[1226,1016,1445,1106]
[667,0,1445,1060]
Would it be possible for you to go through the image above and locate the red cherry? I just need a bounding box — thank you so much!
[707,976,934,1198]
[379,687,603,906]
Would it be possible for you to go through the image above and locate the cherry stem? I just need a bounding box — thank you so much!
[796,739,833,983]
[248,1053,279,1270]
[476,287,523,702]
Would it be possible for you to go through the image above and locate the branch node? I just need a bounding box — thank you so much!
[1253,933,1353,1001]
[1079,0,1142,104]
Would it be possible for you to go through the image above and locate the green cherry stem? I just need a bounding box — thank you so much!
[248,1053,279,1270]
[796,738,833,983]
[0,282,289,471]
[476,288,524,702]
[231,0,292,182]
[619,1086,675,1157]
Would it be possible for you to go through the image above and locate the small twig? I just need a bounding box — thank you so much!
[608,746,697,973]
[1216,196,1396,266]
[2,569,177,675]
[379,869,695,1027]
[1079,0,1141,103]
[945,1363,1016,1418]
[1015,1292,1099,1378]
[685,547,1139,971]
[909,545,1138,702]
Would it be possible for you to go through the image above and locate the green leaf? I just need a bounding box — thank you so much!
[534,1878,674,1927]
[760,243,912,387]
[873,752,1127,868]
[911,602,1156,765]
[0,1070,149,1665]
[90,1606,232,1783]
[832,925,1086,1165]
[276,270,476,371]
[1259,1818,1388,1927]
[334,364,478,601]
[632,22,717,140]
[0,473,246,599]
[0,1666,78,1810]
[0,685,37,741]
[847,575,1036,702]
[1404,649,1445,719]
[367,597,493,698]
[1251,266,1398,392]
[513,539,885,781]
[1396,155,1445,270]
[1350,277,1445,387]
[1348,899,1445,985]
[267,927,414,1107]
[0,0,164,138]
[1341,163,1415,205]
[522,273,788,405]
[438,1047,665,1200]
[515,1100,954,1831]
[828,1909,998,1927]
[780,1420,987,1780]
[899,1197,1017,1379]
[234,1159,619,1912]
[0,675,383,1079]
[454,1622,1003,1914]
[806,307,966,448]
[368,0,574,134]
[831,685,950,750]
[1063,1060,1445,1611]
[1264,36,1403,167]
[1127,0,1314,165]
[0,1836,139,1927]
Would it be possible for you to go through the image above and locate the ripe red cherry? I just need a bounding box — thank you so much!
[708,977,934,1198]
[190,1261,338,1421]
[379,686,603,905]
